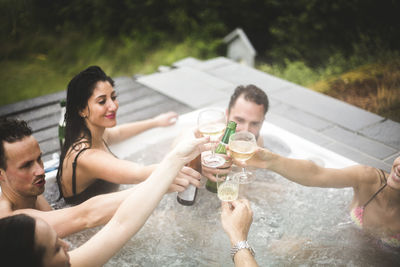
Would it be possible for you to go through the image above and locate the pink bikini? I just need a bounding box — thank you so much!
[350,169,400,248]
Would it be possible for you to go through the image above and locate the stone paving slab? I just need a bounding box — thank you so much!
[172,57,205,69]
[10,103,60,122]
[266,112,335,148]
[205,61,293,93]
[0,90,66,117]
[272,83,384,132]
[114,76,139,89]
[271,102,334,131]
[137,67,233,108]
[325,142,391,172]
[27,113,60,132]
[117,99,191,125]
[174,56,237,72]
[385,152,400,166]
[37,138,60,160]
[117,94,167,117]
[33,127,58,143]
[116,87,155,106]
[322,126,397,160]
[359,119,400,149]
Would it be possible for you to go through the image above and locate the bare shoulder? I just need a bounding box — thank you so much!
[36,195,52,211]
[66,141,90,158]
[0,197,13,218]
[75,147,113,163]
[345,164,381,185]
[71,147,122,176]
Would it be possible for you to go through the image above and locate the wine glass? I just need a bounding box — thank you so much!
[197,108,226,168]
[228,131,257,184]
[216,172,239,202]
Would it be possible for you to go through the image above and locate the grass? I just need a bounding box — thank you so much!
[1,34,399,123]
[1,59,70,105]
[258,57,400,123]
[312,61,400,121]
[0,35,221,107]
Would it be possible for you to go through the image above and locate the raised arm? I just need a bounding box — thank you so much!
[104,111,178,144]
[71,148,201,193]
[69,136,209,266]
[14,186,137,238]
[234,147,374,188]
[76,149,155,185]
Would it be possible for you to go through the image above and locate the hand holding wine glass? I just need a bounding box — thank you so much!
[216,172,239,202]
[197,108,227,168]
[228,131,257,184]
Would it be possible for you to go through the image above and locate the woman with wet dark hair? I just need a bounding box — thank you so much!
[0,214,43,267]
[57,66,200,204]
[2,136,208,267]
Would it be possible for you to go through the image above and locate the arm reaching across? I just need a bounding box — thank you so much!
[232,147,373,188]
[12,186,138,238]
[104,111,178,144]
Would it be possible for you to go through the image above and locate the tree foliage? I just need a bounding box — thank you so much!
[1,0,399,65]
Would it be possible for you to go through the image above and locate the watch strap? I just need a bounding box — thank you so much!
[230,240,255,262]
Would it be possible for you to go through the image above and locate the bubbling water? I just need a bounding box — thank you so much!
[44,135,400,266]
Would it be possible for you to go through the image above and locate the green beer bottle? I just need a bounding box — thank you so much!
[58,99,66,150]
[205,121,237,193]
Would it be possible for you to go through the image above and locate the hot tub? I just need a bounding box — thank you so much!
[44,109,400,266]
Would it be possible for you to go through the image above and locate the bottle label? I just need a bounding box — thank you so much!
[177,184,196,201]
[218,141,228,146]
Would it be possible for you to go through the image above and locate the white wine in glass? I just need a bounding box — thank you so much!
[216,173,239,202]
[197,108,226,168]
[217,182,239,201]
[198,122,226,141]
[229,131,257,184]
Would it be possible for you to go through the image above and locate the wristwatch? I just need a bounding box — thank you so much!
[230,240,255,262]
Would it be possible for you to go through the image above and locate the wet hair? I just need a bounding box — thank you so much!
[0,117,32,170]
[228,84,269,115]
[56,66,114,196]
[0,214,44,267]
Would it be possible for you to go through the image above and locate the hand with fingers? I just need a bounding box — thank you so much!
[229,146,274,170]
[201,152,232,182]
[221,199,258,267]
[168,165,201,193]
[153,111,179,127]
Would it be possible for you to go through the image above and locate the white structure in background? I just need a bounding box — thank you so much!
[223,28,256,67]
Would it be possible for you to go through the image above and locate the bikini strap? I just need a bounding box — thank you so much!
[362,168,387,208]
[72,148,89,196]
[379,168,387,182]
[103,139,118,158]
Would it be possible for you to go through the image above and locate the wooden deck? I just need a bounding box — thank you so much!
[0,76,192,161]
